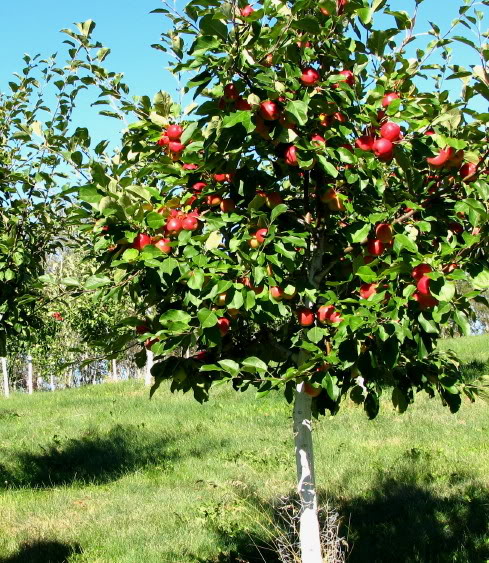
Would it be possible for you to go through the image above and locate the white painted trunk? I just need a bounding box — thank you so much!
[27,356,33,395]
[112,359,118,381]
[294,383,323,563]
[145,349,154,386]
[1,357,9,398]
[50,373,55,391]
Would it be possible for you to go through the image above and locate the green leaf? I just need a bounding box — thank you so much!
[242,356,268,374]
[292,16,321,33]
[393,233,418,254]
[418,313,439,334]
[358,7,373,25]
[160,310,192,324]
[453,310,470,336]
[222,111,254,133]
[392,387,408,413]
[355,266,377,283]
[218,359,240,376]
[307,327,326,344]
[348,223,371,244]
[284,100,309,126]
[79,186,103,204]
[125,185,152,202]
[146,211,166,230]
[188,270,205,290]
[85,275,112,290]
[317,155,339,178]
[198,308,218,329]
[271,203,288,223]
[472,268,489,290]
[121,248,139,262]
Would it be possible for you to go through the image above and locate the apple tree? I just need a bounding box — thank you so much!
[74,1,488,559]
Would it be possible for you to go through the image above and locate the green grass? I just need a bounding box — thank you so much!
[0,336,488,562]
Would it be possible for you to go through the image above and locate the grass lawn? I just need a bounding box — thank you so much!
[0,336,488,562]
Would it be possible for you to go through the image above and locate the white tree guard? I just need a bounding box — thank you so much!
[1,357,9,398]
[145,348,154,386]
[294,383,323,562]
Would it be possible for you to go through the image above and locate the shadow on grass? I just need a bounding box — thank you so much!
[198,463,489,563]
[0,424,196,489]
[0,540,82,563]
[461,359,488,383]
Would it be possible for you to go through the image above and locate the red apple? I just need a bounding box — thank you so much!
[157,135,170,147]
[373,138,394,159]
[382,92,400,107]
[414,292,438,309]
[255,228,268,243]
[359,283,378,299]
[320,188,345,212]
[300,67,320,86]
[427,147,455,169]
[284,145,298,166]
[265,192,283,208]
[168,141,185,153]
[240,5,254,17]
[166,217,183,235]
[332,69,355,88]
[220,198,236,213]
[311,134,326,146]
[235,97,252,110]
[136,324,149,335]
[182,163,198,170]
[355,135,374,151]
[182,216,199,231]
[213,173,230,183]
[416,275,432,296]
[192,182,207,193]
[380,121,401,142]
[297,306,315,327]
[132,233,152,251]
[223,83,239,101]
[166,124,183,141]
[411,264,432,281]
[366,238,385,256]
[206,194,222,207]
[448,222,463,235]
[460,162,478,182]
[375,223,393,244]
[154,238,172,253]
[317,305,335,324]
[270,286,285,300]
[217,317,230,336]
[303,382,322,397]
[259,100,281,121]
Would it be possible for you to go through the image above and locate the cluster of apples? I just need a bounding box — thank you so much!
[411,264,438,309]
[52,312,64,321]
[363,223,394,261]
[296,304,343,327]
[426,144,479,182]
[157,124,185,159]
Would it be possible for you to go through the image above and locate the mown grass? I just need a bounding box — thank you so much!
[0,336,488,562]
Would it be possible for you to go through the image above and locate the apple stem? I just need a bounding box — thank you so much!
[293,383,323,562]
[1,357,9,398]
[145,348,154,386]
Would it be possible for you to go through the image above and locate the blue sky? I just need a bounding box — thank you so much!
[0,1,487,146]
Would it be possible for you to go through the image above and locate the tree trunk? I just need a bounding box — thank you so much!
[145,349,153,386]
[1,357,9,398]
[294,383,323,562]
[50,373,55,391]
[27,355,33,395]
[112,359,118,382]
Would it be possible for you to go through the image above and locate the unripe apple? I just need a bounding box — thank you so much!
[217,317,230,336]
[182,216,199,231]
[460,162,478,182]
[303,382,321,397]
[248,237,261,249]
[411,263,432,281]
[284,145,298,166]
[154,238,172,253]
[261,53,274,67]
[366,238,385,256]
[355,135,374,151]
[359,283,378,299]
[427,147,455,169]
[300,67,320,86]
[270,286,285,301]
[166,124,183,141]
[216,292,227,306]
[373,138,393,160]
[206,194,222,207]
[132,233,152,251]
[381,92,400,107]
[220,198,236,213]
[265,192,283,208]
[235,97,252,110]
[166,217,183,235]
[259,100,281,121]
[380,121,401,142]
[240,5,254,17]
[223,83,239,102]
[320,188,345,212]
[283,288,297,300]
[375,223,393,243]
[297,306,315,327]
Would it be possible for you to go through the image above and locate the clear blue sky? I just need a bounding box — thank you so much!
[0,1,487,146]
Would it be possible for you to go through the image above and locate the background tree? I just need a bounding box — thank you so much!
[64,1,489,560]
